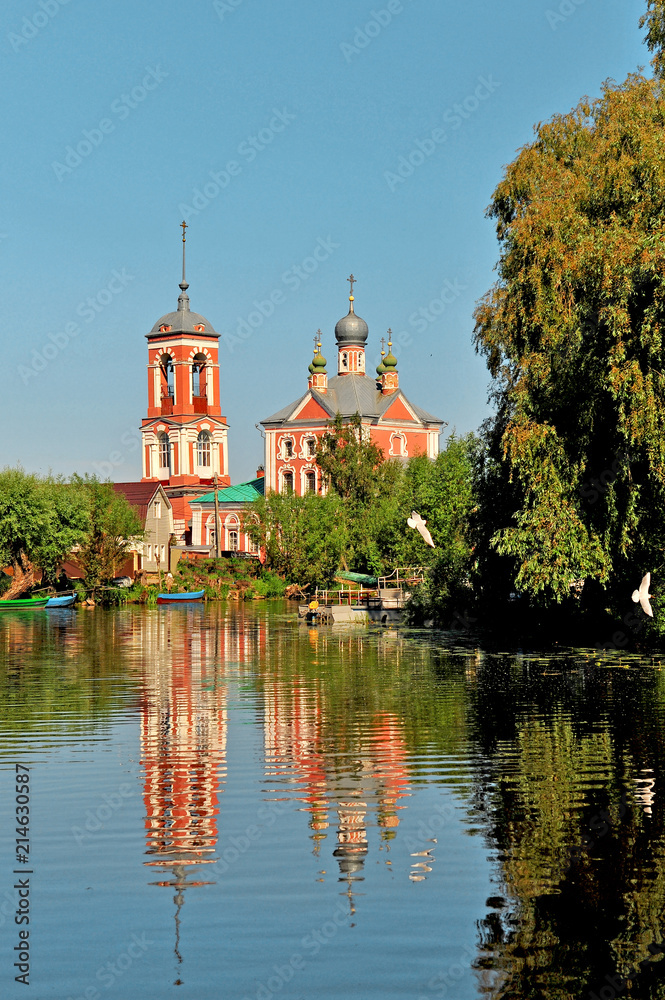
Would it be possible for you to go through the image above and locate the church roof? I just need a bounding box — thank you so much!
[190,477,266,505]
[147,280,219,339]
[261,374,443,426]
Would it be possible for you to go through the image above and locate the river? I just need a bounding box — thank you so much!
[1,601,665,999]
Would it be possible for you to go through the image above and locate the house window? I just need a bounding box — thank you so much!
[146,544,152,562]
[154,500,161,519]
[158,433,171,470]
[306,438,316,457]
[161,544,166,565]
[305,471,316,493]
[247,536,258,554]
[283,439,293,459]
[282,471,294,493]
[228,530,239,551]
[197,431,211,467]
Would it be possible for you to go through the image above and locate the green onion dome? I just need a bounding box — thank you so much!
[313,352,327,370]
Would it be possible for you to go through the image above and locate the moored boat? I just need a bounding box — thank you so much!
[46,594,76,608]
[0,597,49,609]
[157,590,205,604]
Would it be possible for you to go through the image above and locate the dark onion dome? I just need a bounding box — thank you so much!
[335,295,369,347]
[147,280,219,339]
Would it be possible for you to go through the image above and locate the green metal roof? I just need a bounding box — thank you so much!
[190,476,266,505]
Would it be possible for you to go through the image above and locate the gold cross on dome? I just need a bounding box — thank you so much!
[181,220,188,243]
[347,274,356,295]
[313,333,319,353]
[380,336,386,355]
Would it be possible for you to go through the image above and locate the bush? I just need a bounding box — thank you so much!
[254,571,287,598]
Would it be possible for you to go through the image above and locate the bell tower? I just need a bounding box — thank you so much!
[141,223,230,487]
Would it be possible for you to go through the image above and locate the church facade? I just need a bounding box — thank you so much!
[260,279,444,494]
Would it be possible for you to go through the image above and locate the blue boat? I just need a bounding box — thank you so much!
[157,590,205,604]
[46,594,76,608]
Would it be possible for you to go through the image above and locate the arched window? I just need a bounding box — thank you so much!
[305,470,316,493]
[197,431,211,468]
[306,438,316,458]
[159,354,174,398]
[283,439,294,459]
[228,530,239,551]
[192,353,207,398]
[282,471,294,494]
[341,352,348,369]
[158,432,171,471]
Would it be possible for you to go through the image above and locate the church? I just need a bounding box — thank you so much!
[260,276,443,495]
[117,232,444,564]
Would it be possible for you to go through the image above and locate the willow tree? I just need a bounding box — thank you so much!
[474,11,665,605]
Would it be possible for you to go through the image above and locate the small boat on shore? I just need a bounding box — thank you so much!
[157,590,205,604]
[0,597,49,609]
[46,594,76,608]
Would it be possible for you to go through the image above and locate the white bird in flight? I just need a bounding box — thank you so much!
[632,572,653,617]
[407,511,435,548]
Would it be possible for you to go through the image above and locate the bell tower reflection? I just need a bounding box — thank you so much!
[139,608,229,983]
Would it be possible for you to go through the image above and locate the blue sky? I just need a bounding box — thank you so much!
[1,0,648,483]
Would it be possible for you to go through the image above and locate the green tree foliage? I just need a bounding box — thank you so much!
[250,426,477,610]
[73,477,143,592]
[316,413,401,574]
[244,490,347,590]
[394,436,477,624]
[474,64,665,606]
[641,0,665,78]
[0,468,89,599]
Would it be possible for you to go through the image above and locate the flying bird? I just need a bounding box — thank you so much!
[407,511,435,548]
[632,572,653,617]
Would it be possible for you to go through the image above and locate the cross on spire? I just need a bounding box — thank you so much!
[380,336,386,355]
[313,333,319,354]
[347,273,356,296]
[180,220,189,289]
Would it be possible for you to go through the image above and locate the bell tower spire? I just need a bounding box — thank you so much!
[178,220,190,312]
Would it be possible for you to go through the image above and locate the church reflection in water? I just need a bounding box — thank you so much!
[136,609,417,956]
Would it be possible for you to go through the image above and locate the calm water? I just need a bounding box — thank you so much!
[2,603,665,999]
